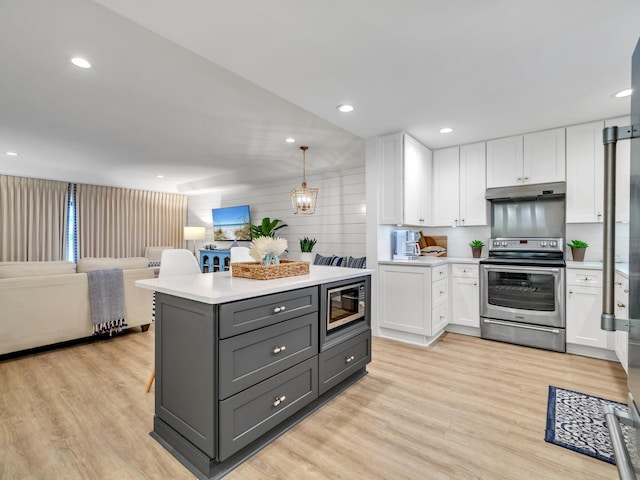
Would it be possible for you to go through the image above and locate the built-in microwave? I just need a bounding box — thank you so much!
[320,276,370,350]
[327,282,366,331]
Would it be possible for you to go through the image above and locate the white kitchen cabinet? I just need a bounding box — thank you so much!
[432,142,487,226]
[404,136,433,226]
[615,272,629,373]
[606,116,631,223]
[566,121,604,223]
[566,269,609,349]
[378,263,447,337]
[450,264,479,328]
[432,147,460,226]
[566,118,630,223]
[486,128,565,188]
[377,132,432,225]
[378,264,431,335]
[377,132,404,224]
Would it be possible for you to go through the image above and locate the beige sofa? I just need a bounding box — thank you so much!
[0,257,155,356]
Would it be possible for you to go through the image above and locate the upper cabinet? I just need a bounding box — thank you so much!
[377,132,432,225]
[486,128,565,188]
[566,118,629,223]
[432,142,487,227]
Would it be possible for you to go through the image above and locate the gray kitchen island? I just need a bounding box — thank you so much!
[136,266,372,479]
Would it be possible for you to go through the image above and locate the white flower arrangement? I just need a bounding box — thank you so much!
[249,236,288,265]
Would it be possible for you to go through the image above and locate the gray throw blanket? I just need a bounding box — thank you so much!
[87,268,127,336]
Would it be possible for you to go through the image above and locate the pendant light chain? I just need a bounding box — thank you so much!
[301,145,308,188]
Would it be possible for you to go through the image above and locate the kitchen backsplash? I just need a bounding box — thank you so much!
[566,223,629,262]
[380,223,629,262]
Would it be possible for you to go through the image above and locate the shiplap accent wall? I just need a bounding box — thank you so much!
[187,166,366,259]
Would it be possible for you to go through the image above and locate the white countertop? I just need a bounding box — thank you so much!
[566,261,629,277]
[378,256,482,267]
[136,265,373,305]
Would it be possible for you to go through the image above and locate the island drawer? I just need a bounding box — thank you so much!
[451,264,478,278]
[218,356,318,461]
[218,313,318,399]
[219,286,318,338]
[567,269,602,287]
[318,329,371,395]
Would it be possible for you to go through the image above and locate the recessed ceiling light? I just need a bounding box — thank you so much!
[157,175,164,178]
[5,151,18,156]
[337,104,355,113]
[439,127,454,134]
[613,88,632,98]
[285,138,295,143]
[71,57,92,69]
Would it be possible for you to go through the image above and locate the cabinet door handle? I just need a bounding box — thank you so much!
[517,177,522,181]
[345,355,355,363]
[524,177,529,181]
[461,218,465,224]
[615,281,622,286]
[473,283,477,286]
[273,346,287,354]
[618,303,626,308]
[439,290,445,295]
[273,395,286,407]
[273,305,286,313]
[583,277,591,281]
[439,271,445,275]
[625,289,629,293]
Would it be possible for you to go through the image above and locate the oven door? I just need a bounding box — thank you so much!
[480,264,565,328]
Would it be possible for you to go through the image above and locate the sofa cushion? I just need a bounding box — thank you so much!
[313,254,344,266]
[77,257,149,273]
[346,256,367,269]
[0,261,77,278]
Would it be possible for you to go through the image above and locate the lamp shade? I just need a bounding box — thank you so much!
[184,226,206,241]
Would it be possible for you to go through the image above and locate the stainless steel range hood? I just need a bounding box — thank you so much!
[485,181,566,201]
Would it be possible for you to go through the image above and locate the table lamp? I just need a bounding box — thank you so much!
[184,226,206,255]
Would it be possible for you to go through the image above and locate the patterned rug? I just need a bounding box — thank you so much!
[545,386,630,464]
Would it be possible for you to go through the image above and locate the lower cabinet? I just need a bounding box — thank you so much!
[450,264,479,328]
[219,357,318,460]
[615,272,629,373]
[378,263,448,337]
[566,269,608,349]
[319,330,371,395]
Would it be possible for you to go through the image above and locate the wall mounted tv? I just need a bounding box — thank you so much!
[212,205,251,241]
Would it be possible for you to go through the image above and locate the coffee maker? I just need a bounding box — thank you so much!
[392,230,421,260]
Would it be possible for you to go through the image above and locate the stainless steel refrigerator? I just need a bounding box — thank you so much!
[602,36,640,479]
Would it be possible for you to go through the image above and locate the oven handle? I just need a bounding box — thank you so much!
[603,404,635,480]
[481,265,560,275]
[482,318,561,334]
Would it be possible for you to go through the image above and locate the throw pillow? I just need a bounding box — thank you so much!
[313,254,344,266]
[346,256,366,269]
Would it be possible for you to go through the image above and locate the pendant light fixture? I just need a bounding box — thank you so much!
[290,145,318,214]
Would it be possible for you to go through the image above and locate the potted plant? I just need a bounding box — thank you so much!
[469,240,485,259]
[299,237,317,263]
[567,239,588,262]
[247,217,288,238]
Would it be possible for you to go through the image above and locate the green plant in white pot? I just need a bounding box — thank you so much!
[567,239,588,262]
[299,236,317,263]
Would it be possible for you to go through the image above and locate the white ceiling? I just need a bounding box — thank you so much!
[1,0,638,194]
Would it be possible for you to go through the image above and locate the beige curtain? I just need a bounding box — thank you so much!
[0,175,69,261]
[76,184,187,258]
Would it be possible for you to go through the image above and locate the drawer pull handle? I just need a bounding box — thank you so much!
[272,345,287,354]
[583,277,591,281]
[273,305,286,313]
[345,355,355,363]
[439,271,445,275]
[273,395,286,407]
[439,290,445,295]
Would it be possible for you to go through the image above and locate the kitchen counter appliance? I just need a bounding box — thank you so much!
[480,237,566,352]
[392,230,420,260]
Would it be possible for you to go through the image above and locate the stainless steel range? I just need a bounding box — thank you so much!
[480,237,566,352]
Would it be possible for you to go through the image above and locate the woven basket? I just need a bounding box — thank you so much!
[231,259,310,280]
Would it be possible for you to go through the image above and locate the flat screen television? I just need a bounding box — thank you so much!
[212,205,251,241]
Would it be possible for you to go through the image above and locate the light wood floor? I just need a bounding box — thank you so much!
[0,325,628,479]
